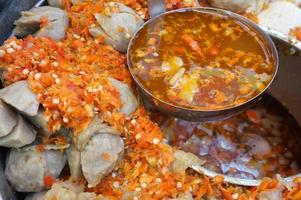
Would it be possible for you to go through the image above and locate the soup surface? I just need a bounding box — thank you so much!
[129,11,276,110]
[152,95,301,179]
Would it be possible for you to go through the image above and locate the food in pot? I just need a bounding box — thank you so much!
[5,145,67,192]
[129,11,276,110]
[0,1,300,199]
[13,6,69,41]
[154,95,301,180]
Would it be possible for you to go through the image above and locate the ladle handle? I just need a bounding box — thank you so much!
[147,0,166,18]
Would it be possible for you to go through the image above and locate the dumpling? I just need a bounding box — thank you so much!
[0,114,36,148]
[89,2,144,53]
[208,0,266,13]
[258,1,301,35]
[81,133,124,187]
[0,100,17,137]
[13,6,69,41]
[5,145,66,192]
[0,80,39,116]
[68,118,124,187]
[108,78,138,116]
[27,108,52,138]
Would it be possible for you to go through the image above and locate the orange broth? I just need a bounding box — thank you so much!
[129,11,276,110]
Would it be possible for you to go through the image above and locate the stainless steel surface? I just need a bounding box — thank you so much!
[147,0,166,18]
[128,7,279,122]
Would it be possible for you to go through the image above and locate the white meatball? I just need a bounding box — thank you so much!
[89,2,144,53]
[258,1,301,35]
[13,6,69,41]
[81,133,124,187]
[0,100,17,137]
[5,146,66,192]
[0,80,39,116]
[25,191,46,200]
[0,114,36,148]
[208,0,266,13]
[108,78,138,116]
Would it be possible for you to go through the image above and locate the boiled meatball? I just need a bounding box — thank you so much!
[0,114,36,148]
[81,133,124,187]
[89,2,144,53]
[208,0,266,13]
[5,146,66,192]
[108,77,138,116]
[13,6,69,41]
[0,100,17,137]
[0,80,39,116]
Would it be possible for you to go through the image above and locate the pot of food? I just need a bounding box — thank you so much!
[127,6,279,122]
[0,0,301,199]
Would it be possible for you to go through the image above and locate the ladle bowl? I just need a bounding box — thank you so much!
[127,7,279,122]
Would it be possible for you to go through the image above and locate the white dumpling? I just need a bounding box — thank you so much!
[0,114,36,148]
[72,117,119,151]
[0,80,39,116]
[108,78,138,116]
[5,146,66,192]
[81,133,124,187]
[208,0,266,13]
[0,100,17,137]
[27,108,52,138]
[258,1,301,35]
[13,6,69,41]
[89,2,144,53]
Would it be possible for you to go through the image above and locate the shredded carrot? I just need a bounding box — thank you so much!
[181,34,204,57]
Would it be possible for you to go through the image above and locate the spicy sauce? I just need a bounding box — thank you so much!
[129,11,276,110]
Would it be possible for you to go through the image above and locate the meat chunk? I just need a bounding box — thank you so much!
[0,100,17,137]
[89,2,144,53]
[5,146,66,192]
[13,6,69,41]
[108,78,138,116]
[81,133,124,187]
[0,80,39,116]
[0,114,36,148]
[208,0,266,13]
[27,108,52,138]
[258,1,301,35]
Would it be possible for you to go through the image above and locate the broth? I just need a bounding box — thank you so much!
[151,95,301,179]
[129,11,276,110]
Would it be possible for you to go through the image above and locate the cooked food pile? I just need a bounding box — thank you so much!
[156,96,301,180]
[0,0,300,200]
[129,11,275,110]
